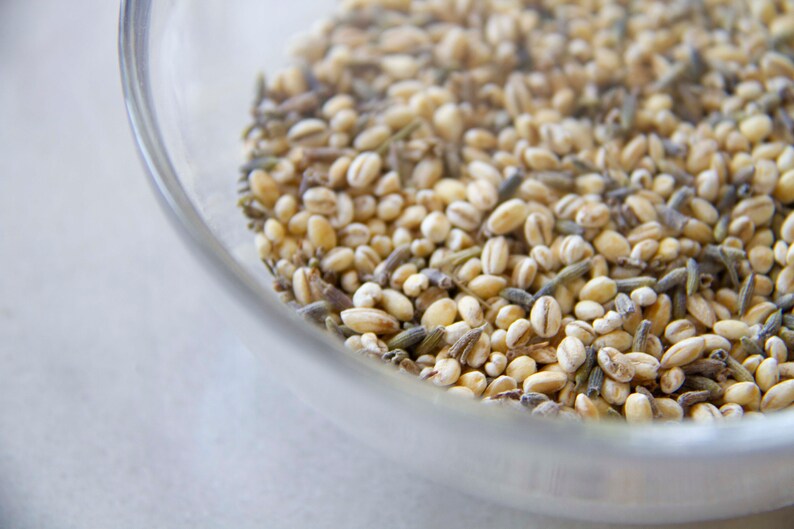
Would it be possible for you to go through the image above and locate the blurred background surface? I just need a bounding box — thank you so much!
[0,1,792,527]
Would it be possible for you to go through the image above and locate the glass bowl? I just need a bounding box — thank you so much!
[119,0,794,523]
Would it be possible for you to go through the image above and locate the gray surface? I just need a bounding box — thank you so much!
[0,1,792,527]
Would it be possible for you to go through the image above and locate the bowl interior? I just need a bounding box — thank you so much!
[120,0,794,521]
[121,0,794,458]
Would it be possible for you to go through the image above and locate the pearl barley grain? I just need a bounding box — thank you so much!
[624,393,653,423]
[421,212,451,243]
[347,152,382,189]
[557,336,586,373]
[530,296,562,338]
[486,199,529,235]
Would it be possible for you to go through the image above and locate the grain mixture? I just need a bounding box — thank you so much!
[238,0,794,422]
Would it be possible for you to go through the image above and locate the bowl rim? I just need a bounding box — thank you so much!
[118,0,794,461]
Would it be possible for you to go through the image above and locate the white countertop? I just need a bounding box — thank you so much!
[0,1,792,527]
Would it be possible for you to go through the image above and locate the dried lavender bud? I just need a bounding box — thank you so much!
[654,267,687,293]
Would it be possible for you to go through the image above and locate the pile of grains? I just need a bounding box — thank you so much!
[237,0,794,422]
